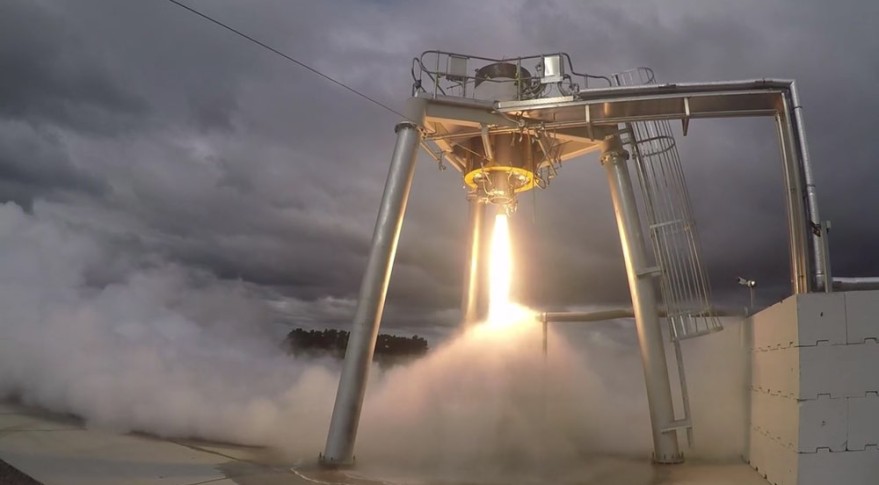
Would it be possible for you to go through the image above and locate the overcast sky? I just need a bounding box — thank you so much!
[1,0,877,339]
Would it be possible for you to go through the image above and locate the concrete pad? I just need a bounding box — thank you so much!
[0,428,230,485]
[0,401,308,485]
[0,403,80,432]
[0,401,767,485]
[302,458,769,485]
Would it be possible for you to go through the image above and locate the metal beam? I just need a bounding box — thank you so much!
[497,85,787,123]
[322,121,422,467]
[491,80,825,295]
[601,136,682,464]
[540,307,743,324]
[423,95,519,129]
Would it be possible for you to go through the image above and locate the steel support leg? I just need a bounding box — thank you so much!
[321,122,422,466]
[601,137,682,464]
[461,197,488,326]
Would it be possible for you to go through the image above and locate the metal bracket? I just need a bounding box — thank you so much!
[682,97,691,136]
[480,125,494,162]
[637,266,663,278]
[820,220,833,293]
[661,418,694,448]
[585,105,594,140]
[660,419,692,433]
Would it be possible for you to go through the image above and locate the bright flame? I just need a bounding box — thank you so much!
[487,214,516,324]
[471,213,534,336]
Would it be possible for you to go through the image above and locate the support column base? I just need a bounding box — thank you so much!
[318,453,356,469]
[653,451,685,465]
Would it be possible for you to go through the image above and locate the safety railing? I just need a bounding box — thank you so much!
[411,50,611,101]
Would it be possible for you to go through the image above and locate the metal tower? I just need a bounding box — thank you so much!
[320,51,829,467]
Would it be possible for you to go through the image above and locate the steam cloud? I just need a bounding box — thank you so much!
[0,202,338,452]
[0,202,745,480]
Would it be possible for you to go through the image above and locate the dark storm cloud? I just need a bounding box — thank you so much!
[1,0,877,334]
[509,0,879,307]
[0,125,110,209]
[0,1,147,134]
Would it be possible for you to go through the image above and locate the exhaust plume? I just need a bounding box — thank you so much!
[0,202,746,482]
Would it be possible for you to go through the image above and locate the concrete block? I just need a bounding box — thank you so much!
[845,290,879,344]
[749,428,879,485]
[750,390,798,449]
[796,293,846,346]
[848,393,879,450]
[750,390,846,452]
[799,447,879,485]
[746,292,879,484]
[752,297,797,351]
[800,342,879,399]
[798,395,847,452]
[752,342,879,399]
[751,293,846,351]
[751,346,798,397]
[748,426,797,485]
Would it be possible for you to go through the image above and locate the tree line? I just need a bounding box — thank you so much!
[283,328,428,366]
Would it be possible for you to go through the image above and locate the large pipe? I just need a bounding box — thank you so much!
[601,137,682,464]
[540,307,743,324]
[322,120,422,466]
[775,103,811,294]
[789,82,829,291]
[833,277,879,291]
[461,197,487,325]
[543,309,636,322]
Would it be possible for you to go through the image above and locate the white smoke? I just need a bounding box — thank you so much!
[354,319,653,481]
[0,202,338,453]
[0,202,746,481]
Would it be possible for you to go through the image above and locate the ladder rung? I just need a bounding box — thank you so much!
[661,419,692,433]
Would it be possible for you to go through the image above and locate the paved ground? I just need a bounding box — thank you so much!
[314,457,771,485]
[0,458,42,485]
[0,401,307,485]
[0,401,768,485]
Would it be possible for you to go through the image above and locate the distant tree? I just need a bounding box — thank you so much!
[283,328,428,367]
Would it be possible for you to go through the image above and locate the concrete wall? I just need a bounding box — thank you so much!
[747,290,879,485]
